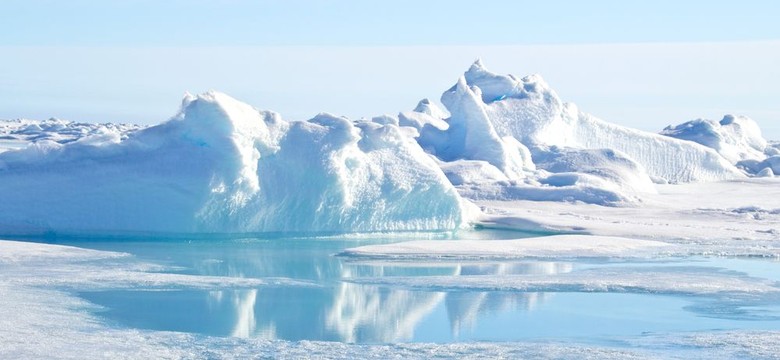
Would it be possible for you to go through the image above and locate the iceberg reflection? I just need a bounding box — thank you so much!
[82,239,575,343]
[326,265,453,342]
[326,261,573,342]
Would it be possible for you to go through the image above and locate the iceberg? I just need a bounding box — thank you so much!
[0,92,474,235]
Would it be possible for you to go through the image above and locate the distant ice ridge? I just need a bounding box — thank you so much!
[661,115,778,177]
[401,60,747,206]
[0,92,475,235]
[0,118,143,153]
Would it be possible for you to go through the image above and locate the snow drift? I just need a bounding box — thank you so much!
[0,92,474,235]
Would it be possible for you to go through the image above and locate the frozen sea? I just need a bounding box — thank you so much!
[4,231,780,359]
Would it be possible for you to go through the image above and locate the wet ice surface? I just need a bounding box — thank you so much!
[3,234,780,359]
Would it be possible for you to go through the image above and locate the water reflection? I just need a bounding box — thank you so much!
[446,262,572,337]
[206,289,261,338]
[326,266,452,343]
[78,238,576,342]
[231,289,258,337]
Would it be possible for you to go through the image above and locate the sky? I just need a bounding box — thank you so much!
[1,0,779,138]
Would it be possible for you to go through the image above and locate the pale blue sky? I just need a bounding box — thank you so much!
[1,1,779,138]
[3,0,780,45]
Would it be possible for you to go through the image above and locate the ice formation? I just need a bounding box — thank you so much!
[395,60,755,207]
[0,92,474,235]
[1,60,777,234]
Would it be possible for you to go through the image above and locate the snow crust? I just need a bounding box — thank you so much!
[0,92,474,235]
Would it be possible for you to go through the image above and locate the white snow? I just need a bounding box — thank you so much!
[340,235,675,260]
[477,178,780,257]
[0,92,475,235]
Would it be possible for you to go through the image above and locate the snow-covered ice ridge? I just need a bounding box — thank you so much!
[0,93,474,235]
[0,61,777,234]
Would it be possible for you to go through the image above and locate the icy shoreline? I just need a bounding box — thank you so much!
[3,238,780,359]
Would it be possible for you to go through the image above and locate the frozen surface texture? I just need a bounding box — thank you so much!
[0,92,473,235]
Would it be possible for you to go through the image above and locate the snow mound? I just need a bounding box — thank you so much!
[661,115,769,165]
[533,147,656,194]
[0,92,475,235]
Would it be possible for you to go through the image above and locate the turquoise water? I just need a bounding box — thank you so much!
[49,232,780,345]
